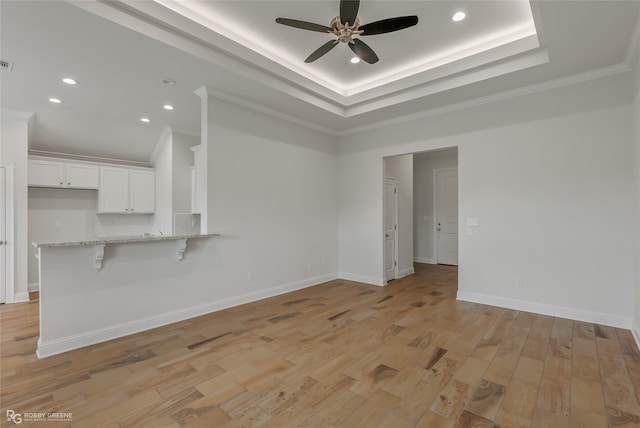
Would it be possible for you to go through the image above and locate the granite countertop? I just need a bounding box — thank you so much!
[32,233,220,248]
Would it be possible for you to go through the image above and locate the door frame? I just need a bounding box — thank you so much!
[384,176,399,283]
[0,163,15,303]
[433,167,458,265]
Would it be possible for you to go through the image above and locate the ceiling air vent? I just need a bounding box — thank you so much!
[0,60,14,72]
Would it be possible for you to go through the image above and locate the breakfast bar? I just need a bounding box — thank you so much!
[33,233,220,358]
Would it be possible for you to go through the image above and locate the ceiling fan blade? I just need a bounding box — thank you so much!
[360,16,419,36]
[340,0,360,25]
[275,18,332,33]
[349,38,379,64]
[305,40,339,63]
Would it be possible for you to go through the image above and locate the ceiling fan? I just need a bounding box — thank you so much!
[275,0,418,64]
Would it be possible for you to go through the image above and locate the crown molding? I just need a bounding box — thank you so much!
[29,149,151,167]
[195,86,339,137]
[338,62,631,136]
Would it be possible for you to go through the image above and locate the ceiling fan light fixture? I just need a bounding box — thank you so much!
[350,56,361,64]
[452,11,466,22]
[276,0,417,64]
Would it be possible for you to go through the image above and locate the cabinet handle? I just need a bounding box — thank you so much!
[67,182,70,186]
[59,182,63,185]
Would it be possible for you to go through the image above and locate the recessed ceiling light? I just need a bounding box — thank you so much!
[163,104,174,110]
[140,117,150,123]
[350,57,361,64]
[62,77,77,85]
[49,98,62,104]
[452,11,466,22]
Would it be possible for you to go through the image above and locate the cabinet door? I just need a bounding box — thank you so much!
[98,167,129,213]
[28,160,64,187]
[129,170,155,214]
[65,163,98,189]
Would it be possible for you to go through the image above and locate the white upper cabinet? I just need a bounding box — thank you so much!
[28,159,99,189]
[99,167,130,213]
[129,169,155,214]
[65,163,99,189]
[99,167,154,214]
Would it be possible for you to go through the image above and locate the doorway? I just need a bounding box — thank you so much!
[435,168,458,265]
[413,148,458,266]
[384,177,398,282]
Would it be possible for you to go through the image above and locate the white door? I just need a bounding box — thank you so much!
[384,178,398,281]
[1,167,6,303]
[435,168,458,265]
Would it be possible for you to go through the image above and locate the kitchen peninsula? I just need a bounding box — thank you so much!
[33,233,219,358]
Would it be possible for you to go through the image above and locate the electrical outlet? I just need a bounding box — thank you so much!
[515,277,523,287]
[467,218,479,227]
[247,272,253,281]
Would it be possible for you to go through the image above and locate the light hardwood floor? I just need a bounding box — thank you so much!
[2,264,640,427]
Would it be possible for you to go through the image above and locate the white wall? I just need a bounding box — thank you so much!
[338,71,636,327]
[202,93,339,297]
[0,109,31,302]
[413,149,458,264]
[384,154,414,278]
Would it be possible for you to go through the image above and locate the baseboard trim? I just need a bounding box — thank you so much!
[457,290,631,329]
[36,272,339,358]
[414,257,435,264]
[12,292,29,303]
[339,272,385,286]
[398,267,415,279]
[28,282,39,293]
[632,319,640,353]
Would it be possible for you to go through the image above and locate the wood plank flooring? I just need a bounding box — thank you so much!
[2,264,640,427]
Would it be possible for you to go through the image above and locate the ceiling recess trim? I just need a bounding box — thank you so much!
[72,0,547,119]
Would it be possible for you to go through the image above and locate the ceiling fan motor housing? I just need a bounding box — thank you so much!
[329,16,363,44]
